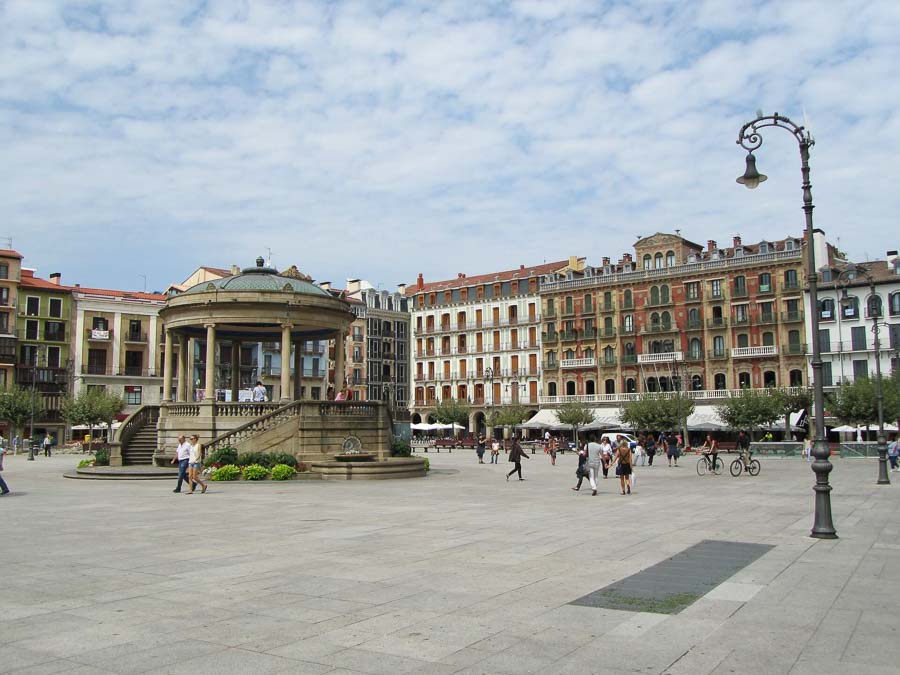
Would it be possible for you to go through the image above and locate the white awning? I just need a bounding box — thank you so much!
[520,409,560,429]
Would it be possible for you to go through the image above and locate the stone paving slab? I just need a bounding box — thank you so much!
[2,453,899,674]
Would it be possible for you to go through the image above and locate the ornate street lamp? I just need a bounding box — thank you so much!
[485,366,494,438]
[837,264,891,485]
[737,112,837,538]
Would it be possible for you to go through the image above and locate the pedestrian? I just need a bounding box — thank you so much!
[12,434,19,456]
[42,433,53,457]
[585,433,602,496]
[645,434,656,466]
[888,436,899,472]
[572,441,588,491]
[666,431,679,467]
[490,437,500,464]
[505,435,529,481]
[549,436,558,466]
[600,436,613,478]
[612,441,634,495]
[0,441,10,495]
[170,435,193,493]
[633,438,645,466]
[476,434,486,464]
[252,381,267,402]
[803,436,813,462]
[186,434,207,494]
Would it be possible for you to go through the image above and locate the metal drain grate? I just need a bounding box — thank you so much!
[570,540,774,614]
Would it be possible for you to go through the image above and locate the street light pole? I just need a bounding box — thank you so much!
[485,366,494,439]
[737,112,837,538]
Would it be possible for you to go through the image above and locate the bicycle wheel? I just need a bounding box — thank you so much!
[748,459,761,476]
[696,457,707,476]
[713,457,724,475]
[730,459,742,477]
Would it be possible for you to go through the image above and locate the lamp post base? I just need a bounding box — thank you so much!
[810,453,838,539]
[877,446,891,485]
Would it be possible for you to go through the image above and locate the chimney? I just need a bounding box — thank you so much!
[601,257,609,266]
[416,273,424,290]
[707,240,717,252]
[49,272,61,285]
[457,273,464,279]
[623,253,632,262]
[569,256,578,269]
[319,281,331,291]
[397,283,407,295]
[230,265,240,275]
[733,236,742,248]
[346,279,361,294]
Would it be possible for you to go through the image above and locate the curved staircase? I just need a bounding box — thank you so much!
[117,405,160,465]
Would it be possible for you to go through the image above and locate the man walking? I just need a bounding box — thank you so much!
[252,381,267,402]
[0,441,10,495]
[586,434,602,496]
[12,435,19,456]
[170,435,193,493]
[42,433,53,457]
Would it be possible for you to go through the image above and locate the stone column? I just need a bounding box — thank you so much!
[230,340,240,402]
[204,323,216,402]
[177,335,188,402]
[293,340,303,400]
[334,330,346,390]
[280,324,292,401]
[162,329,174,402]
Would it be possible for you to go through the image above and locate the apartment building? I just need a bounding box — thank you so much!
[539,232,822,404]
[407,259,574,430]
[17,269,73,442]
[0,249,23,391]
[810,253,900,388]
[72,285,167,415]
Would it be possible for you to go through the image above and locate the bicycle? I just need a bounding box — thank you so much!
[696,452,723,476]
[730,454,761,477]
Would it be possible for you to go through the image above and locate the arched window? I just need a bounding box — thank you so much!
[605,379,616,394]
[738,372,751,388]
[564,349,575,360]
[624,342,636,356]
[689,338,702,358]
[890,292,900,316]
[566,381,576,396]
[662,339,675,352]
[548,382,557,396]
[867,294,883,318]
[666,250,675,267]
[643,254,652,270]
[713,335,725,356]
[654,252,663,269]
[691,374,703,390]
[626,378,636,393]
[659,377,671,392]
[688,307,700,326]
[623,314,634,332]
[603,291,612,309]
[788,329,801,345]
[583,347,594,359]
[660,285,670,303]
[790,369,803,386]
[841,295,859,319]
[650,312,660,328]
[623,289,633,308]
[604,316,614,332]
[762,331,774,346]
[565,296,574,314]
[603,346,615,364]
[763,371,777,387]
[737,334,749,348]
[661,311,672,329]
[585,380,595,395]
[646,377,658,392]
[820,298,835,319]
[650,286,660,305]
[784,269,798,288]
[649,340,661,354]
[714,373,726,390]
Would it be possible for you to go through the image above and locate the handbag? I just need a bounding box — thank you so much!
[615,464,622,476]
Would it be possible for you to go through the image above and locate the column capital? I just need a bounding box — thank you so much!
[204,322,217,330]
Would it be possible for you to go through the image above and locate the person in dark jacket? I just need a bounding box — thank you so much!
[506,435,529,481]
[572,441,588,491]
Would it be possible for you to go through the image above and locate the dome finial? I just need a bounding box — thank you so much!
[256,256,265,268]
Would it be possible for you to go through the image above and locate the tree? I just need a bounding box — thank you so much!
[828,376,900,429]
[620,393,695,435]
[556,400,595,444]
[0,386,42,442]
[715,389,782,439]
[774,388,813,438]
[491,403,529,431]
[61,389,125,450]
[433,397,470,433]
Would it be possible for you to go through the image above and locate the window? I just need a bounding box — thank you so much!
[585,380,595,395]
[790,369,803,386]
[0,263,7,279]
[92,316,108,331]
[890,293,900,316]
[623,289,632,308]
[842,295,859,319]
[685,282,699,300]
[44,321,65,342]
[818,328,831,353]
[762,331,774,346]
[734,305,749,324]
[851,326,867,351]
[688,308,700,328]
[660,285,670,303]
[758,273,772,292]
[709,279,722,298]
[819,298,835,320]
[26,297,40,316]
[643,254,651,270]
[691,374,703,390]
[890,324,900,349]
[867,295,883,318]
[654,252,663,269]
[738,372,751,388]
[125,386,142,405]
[737,334,749,348]
[734,276,747,295]
[821,362,833,387]
[853,359,869,380]
[0,287,7,306]
[784,269,799,289]
[566,381,576,395]
[714,373,726,390]
[661,311,672,329]
[49,298,62,318]
[623,314,634,333]
[47,346,60,368]
[565,296,574,314]
[605,379,616,394]
[650,312,660,329]
[666,251,675,267]
[650,286,660,304]
[764,371,777,387]
[625,378,636,393]
[564,349,575,360]
[760,301,774,321]
[689,338,702,358]
[603,346,614,364]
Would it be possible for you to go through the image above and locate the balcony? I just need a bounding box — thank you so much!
[621,299,634,310]
[732,315,751,327]
[82,364,110,375]
[124,331,148,343]
[543,360,559,370]
[757,313,777,325]
[643,322,677,335]
[581,328,597,340]
[637,351,683,364]
[757,283,775,296]
[44,330,67,343]
[708,349,729,360]
[562,305,576,317]
[782,311,804,323]
[684,293,702,304]
[732,286,748,298]
[582,304,595,315]
[684,350,704,362]
[708,289,725,300]
[732,345,778,359]
[707,317,727,329]
[600,327,616,338]
[647,298,673,307]
[620,354,638,365]
[544,308,557,319]
[559,330,578,341]
[541,331,559,343]
[783,342,808,356]
[87,328,113,341]
[352,334,364,342]
[600,357,617,368]
[600,302,615,313]
[352,356,364,363]
[561,357,596,369]
[783,280,801,291]
[685,319,704,330]
[620,324,636,335]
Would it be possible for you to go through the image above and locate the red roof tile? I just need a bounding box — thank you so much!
[20,270,73,291]
[72,286,167,301]
[407,260,571,295]
[0,249,23,259]
[200,266,231,276]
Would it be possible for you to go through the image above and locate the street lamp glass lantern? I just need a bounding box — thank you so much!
[736,152,768,189]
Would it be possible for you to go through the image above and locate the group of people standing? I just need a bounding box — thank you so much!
[475,435,503,464]
[574,434,634,496]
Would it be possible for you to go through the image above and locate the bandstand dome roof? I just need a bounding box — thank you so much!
[180,257,329,297]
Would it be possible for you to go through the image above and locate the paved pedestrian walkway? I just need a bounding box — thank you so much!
[1,451,898,674]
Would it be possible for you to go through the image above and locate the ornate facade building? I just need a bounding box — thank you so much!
[538,232,829,405]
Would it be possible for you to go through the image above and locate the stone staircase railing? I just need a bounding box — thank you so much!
[206,400,303,452]
[116,404,160,448]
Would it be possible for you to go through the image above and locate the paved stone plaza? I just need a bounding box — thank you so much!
[2,451,899,674]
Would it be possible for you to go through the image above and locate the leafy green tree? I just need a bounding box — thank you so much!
[774,388,813,437]
[620,393,695,434]
[491,403,529,431]
[715,389,782,439]
[828,376,900,428]
[61,388,125,450]
[433,397,470,432]
[0,386,42,443]
[556,400,595,443]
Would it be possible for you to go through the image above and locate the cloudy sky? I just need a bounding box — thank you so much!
[2,1,898,292]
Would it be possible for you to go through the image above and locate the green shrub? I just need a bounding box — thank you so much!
[296,461,310,473]
[237,452,275,468]
[391,440,412,457]
[423,458,430,472]
[77,458,93,469]
[241,464,269,480]
[268,452,297,468]
[93,447,110,466]
[211,464,241,481]
[204,446,238,467]
[270,464,296,481]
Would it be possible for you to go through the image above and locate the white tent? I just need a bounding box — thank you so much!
[520,408,560,429]
[832,424,899,433]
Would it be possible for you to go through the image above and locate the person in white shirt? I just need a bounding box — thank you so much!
[170,435,194,493]
[187,434,207,494]
[252,381,267,402]
[586,434,603,496]
[600,436,614,478]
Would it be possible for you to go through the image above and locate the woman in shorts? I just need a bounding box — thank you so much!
[549,436,558,466]
[187,434,207,494]
[612,441,634,495]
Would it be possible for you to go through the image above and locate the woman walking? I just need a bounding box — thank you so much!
[490,437,501,464]
[572,441,588,491]
[612,441,634,495]
[549,436,558,466]
[506,435,529,481]
[476,434,486,464]
[600,436,613,478]
[187,434,207,494]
